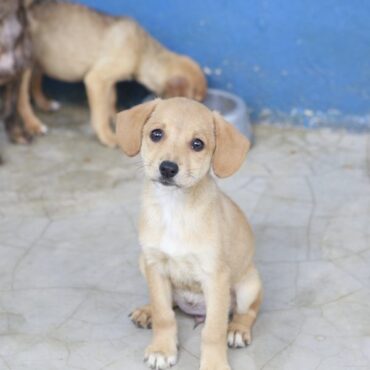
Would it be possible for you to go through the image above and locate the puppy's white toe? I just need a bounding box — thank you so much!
[227,331,248,348]
[145,352,177,369]
[50,101,61,111]
[40,125,48,134]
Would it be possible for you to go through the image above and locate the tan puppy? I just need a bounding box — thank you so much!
[20,0,207,147]
[116,98,262,370]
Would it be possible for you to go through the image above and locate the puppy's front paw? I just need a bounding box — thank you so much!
[145,344,177,369]
[227,322,251,348]
[129,305,152,329]
[49,100,61,111]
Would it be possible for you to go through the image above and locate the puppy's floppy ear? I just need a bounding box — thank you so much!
[212,111,250,178]
[164,76,189,98]
[115,99,159,156]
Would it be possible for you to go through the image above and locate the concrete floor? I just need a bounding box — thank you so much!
[0,104,369,370]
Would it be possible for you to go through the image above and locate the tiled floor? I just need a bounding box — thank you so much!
[0,105,369,370]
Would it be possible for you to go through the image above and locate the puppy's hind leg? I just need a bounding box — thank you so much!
[228,265,262,348]
[18,68,48,135]
[31,66,60,112]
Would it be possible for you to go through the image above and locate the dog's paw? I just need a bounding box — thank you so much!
[37,99,61,112]
[227,322,251,348]
[49,100,61,111]
[25,122,48,136]
[7,125,32,145]
[129,305,152,329]
[39,124,48,134]
[144,345,177,370]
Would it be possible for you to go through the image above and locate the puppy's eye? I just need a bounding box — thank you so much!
[191,138,204,152]
[150,129,163,142]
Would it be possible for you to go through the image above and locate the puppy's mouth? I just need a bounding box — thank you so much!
[153,178,181,188]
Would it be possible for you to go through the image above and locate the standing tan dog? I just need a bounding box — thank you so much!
[20,0,207,147]
[116,98,262,370]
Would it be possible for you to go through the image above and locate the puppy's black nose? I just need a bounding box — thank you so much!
[159,161,179,178]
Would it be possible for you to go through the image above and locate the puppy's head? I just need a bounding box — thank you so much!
[116,97,250,188]
[163,55,207,102]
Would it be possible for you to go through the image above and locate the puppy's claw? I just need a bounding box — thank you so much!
[25,123,48,136]
[40,124,48,134]
[130,305,152,329]
[227,330,251,348]
[144,352,177,370]
[49,100,61,111]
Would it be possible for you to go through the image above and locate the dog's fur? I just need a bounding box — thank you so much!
[0,0,34,157]
[116,98,262,370]
[19,0,207,147]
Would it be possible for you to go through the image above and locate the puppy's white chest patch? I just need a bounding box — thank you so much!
[160,220,189,257]
[156,187,191,257]
[147,186,210,284]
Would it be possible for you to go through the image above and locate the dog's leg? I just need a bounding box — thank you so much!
[200,269,231,370]
[143,260,178,370]
[227,265,262,348]
[18,68,47,135]
[2,79,30,145]
[31,66,60,112]
[130,255,177,330]
[109,84,117,122]
[130,254,153,329]
[84,68,117,148]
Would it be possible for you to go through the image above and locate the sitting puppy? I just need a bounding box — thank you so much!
[20,0,207,147]
[0,0,34,159]
[116,98,262,370]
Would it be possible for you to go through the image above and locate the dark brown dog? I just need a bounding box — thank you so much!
[0,0,33,162]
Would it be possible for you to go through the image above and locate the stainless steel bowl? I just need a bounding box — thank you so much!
[203,89,253,141]
[144,88,253,142]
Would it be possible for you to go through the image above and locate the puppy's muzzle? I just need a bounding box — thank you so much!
[159,160,179,182]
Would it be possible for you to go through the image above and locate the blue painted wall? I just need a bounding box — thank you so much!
[78,0,370,123]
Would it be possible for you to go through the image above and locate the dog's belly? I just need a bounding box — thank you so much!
[165,256,207,317]
[147,248,207,316]
[37,52,91,82]
[173,289,206,316]
[32,36,97,82]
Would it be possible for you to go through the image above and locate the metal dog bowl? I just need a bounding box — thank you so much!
[143,88,253,142]
[203,89,253,142]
